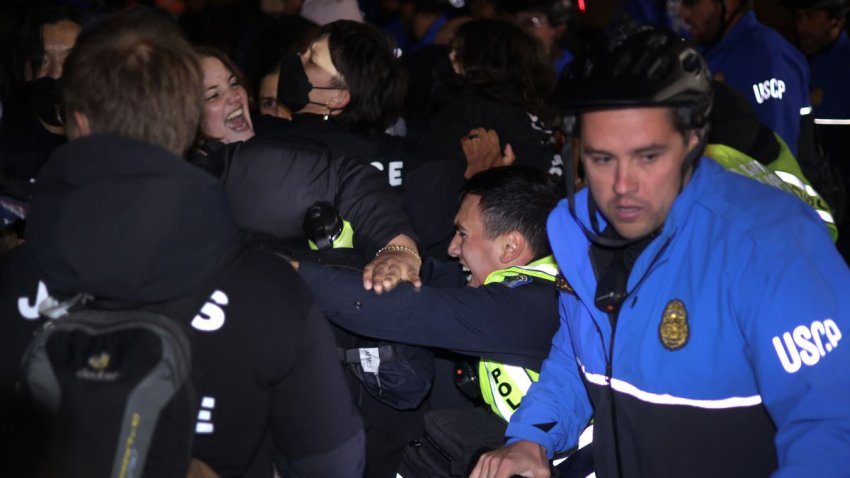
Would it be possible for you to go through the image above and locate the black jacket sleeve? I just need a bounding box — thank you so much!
[222,137,416,258]
[299,259,560,370]
[332,154,417,258]
[253,257,365,462]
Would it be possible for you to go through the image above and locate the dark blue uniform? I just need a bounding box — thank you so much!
[809,31,850,121]
[704,11,811,156]
[299,258,560,372]
[808,30,850,263]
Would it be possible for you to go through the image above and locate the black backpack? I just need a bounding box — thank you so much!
[21,296,196,478]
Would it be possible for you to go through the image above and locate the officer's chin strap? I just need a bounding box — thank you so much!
[678,124,710,193]
[563,117,709,250]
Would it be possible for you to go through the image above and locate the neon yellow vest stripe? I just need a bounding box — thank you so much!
[705,141,837,241]
[478,256,557,421]
[307,219,355,250]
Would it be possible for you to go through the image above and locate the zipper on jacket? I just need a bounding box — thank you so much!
[590,235,673,478]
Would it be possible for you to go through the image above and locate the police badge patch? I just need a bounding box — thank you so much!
[659,299,689,350]
[500,274,532,288]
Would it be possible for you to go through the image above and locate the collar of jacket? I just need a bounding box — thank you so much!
[705,10,759,58]
[484,256,559,285]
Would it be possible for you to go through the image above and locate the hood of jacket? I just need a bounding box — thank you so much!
[27,134,239,304]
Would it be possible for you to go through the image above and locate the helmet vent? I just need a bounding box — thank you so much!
[612,52,631,77]
[648,57,671,81]
[681,51,702,74]
[646,31,670,49]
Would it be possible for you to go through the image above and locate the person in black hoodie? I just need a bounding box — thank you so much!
[0,8,364,478]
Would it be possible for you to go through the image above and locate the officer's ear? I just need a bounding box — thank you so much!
[327,89,350,111]
[831,15,846,34]
[67,111,91,140]
[499,231,527,264]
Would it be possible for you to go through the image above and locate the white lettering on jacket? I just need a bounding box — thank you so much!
[18,281,49,320]
[191,290,228,332]
[752,78,786,104]
[772,319,842,373]
[195,396,215,434]
[370,161,404,187]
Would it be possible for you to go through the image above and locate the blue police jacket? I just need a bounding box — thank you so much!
[809,31,850,121]
[505,158,850,478]
[704,11,811,156]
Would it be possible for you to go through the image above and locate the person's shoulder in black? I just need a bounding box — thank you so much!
[182,246,364,476]
[220,126,416,260]
[257,112,414,190]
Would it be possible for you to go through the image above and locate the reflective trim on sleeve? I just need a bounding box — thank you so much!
[580,365,763,409]
[552,423,595,476]
[814,118,850,125]
[800,106,813,115]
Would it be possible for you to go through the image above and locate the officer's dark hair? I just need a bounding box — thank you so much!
[451,18,556,115]
[462,166,563,258]
[322,20,407,133]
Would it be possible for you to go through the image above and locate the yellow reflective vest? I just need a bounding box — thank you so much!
[478,256,558,421]
[706,136,838,240]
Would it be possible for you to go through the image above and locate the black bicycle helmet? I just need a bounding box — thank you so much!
[556,26,712,133]
[556,26,713,247]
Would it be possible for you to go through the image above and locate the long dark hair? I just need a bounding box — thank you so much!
[451,18,556,114]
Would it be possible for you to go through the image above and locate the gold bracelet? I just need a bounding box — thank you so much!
[375,244,422,263]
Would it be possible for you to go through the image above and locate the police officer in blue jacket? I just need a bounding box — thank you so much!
[787,0,850,120]
[472,26,850,478]
[786,0,850,262]
[679,0,812,157]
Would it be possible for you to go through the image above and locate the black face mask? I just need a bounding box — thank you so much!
[26,77,64,127]
[276,53,344,114]
[277,53,312,113]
